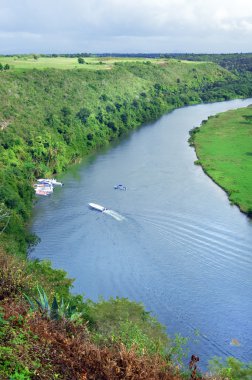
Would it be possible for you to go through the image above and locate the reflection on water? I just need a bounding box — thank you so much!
[30,99,252,369]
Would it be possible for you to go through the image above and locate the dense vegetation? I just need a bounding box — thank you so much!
[1,56,252,378]
[189,106,252,215]
[162,53,252,74]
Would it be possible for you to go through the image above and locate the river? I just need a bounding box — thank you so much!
[30,99,252,369]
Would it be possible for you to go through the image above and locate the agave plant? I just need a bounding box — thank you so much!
[50,296,82,322]
[25,286,82,322]
[25,286,50,316]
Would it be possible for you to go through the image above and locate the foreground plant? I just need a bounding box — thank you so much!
[25,286,82,322]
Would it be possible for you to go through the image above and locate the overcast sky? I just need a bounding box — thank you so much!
[0,0,252,54]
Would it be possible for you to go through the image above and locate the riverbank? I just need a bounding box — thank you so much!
[189,105,252,217]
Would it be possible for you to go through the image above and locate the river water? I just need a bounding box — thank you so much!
[30,99,252,369]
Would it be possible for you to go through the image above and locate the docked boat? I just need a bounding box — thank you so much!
[34,183,54,196]
[37,178,63,186]
[114,184,126,190]
[88,203,107,212]
[35,188,51,196]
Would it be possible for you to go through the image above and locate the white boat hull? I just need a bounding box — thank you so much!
[88,203,107,212]
[35,189,51,196]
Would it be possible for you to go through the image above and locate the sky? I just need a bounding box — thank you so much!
[0,0,252,54]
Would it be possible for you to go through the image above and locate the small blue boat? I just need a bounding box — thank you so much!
[114,184,126,191]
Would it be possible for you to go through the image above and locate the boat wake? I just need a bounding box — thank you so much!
[103,209,125,221]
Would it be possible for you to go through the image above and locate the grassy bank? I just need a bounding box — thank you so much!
[189,105,252,216]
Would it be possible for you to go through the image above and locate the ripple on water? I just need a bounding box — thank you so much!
[133,209,252,278]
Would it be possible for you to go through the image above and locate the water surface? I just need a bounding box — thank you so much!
[30,99,252,368]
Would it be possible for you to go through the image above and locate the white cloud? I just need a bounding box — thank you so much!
[0,0,251,53]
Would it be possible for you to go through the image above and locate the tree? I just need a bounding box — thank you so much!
[76,107,90,123]
[78,57,85,64]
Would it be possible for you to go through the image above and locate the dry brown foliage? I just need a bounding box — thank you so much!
[27,313,183,379]
[0,248,33,300]
[1,299,186,380]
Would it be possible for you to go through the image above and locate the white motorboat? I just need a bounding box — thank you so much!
[88,203,107,212]
[34,183,54,193]
[37,178,63,186]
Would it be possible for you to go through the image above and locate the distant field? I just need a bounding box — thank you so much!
[0,56,113,70]
[0,55,200,71]
[193,106,252,215]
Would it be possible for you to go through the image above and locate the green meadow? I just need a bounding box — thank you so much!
[0,55,174,71]
[192,106,252,215]
[0,55,113,70]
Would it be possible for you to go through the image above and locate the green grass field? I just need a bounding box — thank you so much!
[0,56,113,70]
[193,106,252,215]
[0,55,203,71]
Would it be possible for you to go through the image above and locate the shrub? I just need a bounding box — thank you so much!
[208,356,252,380]
[0,249,32,300]
[78,57,85,64]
